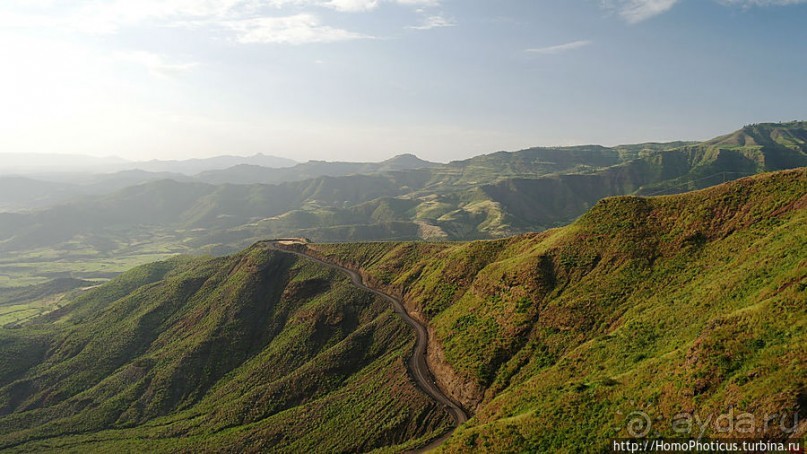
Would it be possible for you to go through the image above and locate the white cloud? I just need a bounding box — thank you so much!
[0,0,261,34]
[396,0,441,6]
[526,40,593,55]
[600,0,807,23]
[226,14,371,44]
[600,0,680,23]
[407,14,455,30]
[79,0,253,29]
[322,0,379,12]
[267,0,439,12]
[0,0,446,45]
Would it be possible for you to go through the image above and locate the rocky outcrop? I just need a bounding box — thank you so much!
[425,325,485,412]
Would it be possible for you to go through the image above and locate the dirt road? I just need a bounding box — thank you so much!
[267,242,469,450]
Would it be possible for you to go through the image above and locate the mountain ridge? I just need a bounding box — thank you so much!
[308,168,806,450]
[0,122,805,289]
[0,250,451,452]
[195,153,439,185]
[0,168,803,451]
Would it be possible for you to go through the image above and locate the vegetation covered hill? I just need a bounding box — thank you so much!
[197,153,439,185]
[0,122,805,288]
[310,168,807,451]
[0,177,82,212]
[0,249,451,452]
[0,153,432,213]
[0,171,196,213]
[0,278,93,327]
[0,168,803,452]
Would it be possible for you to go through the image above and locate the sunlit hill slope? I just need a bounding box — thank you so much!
[311,168,807,451]
[0,168,803,452]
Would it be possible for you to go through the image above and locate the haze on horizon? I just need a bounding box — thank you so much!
[1,0,806,163]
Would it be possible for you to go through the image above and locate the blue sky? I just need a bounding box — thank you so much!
[1,0,806,163]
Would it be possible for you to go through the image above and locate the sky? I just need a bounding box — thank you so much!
[1,0,806,163]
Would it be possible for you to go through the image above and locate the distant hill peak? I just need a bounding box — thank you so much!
[705,121,807,149]
[381,153,436,168]
[386,153,421,161]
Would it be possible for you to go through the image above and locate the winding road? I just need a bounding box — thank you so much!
[266,242,469,450]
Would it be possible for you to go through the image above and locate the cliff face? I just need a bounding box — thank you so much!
[426,325,486,411]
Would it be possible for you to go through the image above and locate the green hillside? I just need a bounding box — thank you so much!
[1,122,805,289]
[0,278,93,327]
[0,250,451,452]
[310,168,807,451]
[0,168,803,452]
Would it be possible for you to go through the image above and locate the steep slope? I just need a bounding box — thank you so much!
[635,121,807,194]
[0,249,451,452]
[443,145,627,184]
[0,168,803,452]
[310,168,807,451]
[480,122,807,230]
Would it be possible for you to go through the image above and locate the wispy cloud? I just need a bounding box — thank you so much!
[395,0,441,7]
[0,0,445,45]
[600,0,680,23]
[267,0,440,12]
[0,0,261,34]
[225,14,372,44]
[320,0,379,12]
[600,0,807,23]
[526,40,592,55]
[407,14,455,30]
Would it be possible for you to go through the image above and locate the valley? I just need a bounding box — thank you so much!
[1,122,805,290]
[267,240,470,423]
[2,2,806,451]
[0,168,803,451]
[0,249,453,452]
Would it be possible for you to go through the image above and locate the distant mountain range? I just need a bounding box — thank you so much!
[0,171,195,212]
[0,153,127,174]
[125,153,297,175]
[196,153,439,185]
[0,122,805,282]
[0,154,437,212]
[0,152,296,177]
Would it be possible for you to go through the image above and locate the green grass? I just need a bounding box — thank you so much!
[0,247,451,452]
[0,167,804,452]
[0,295,63,326]
[312,169,807,452]
[0,278,93,326]
[0,246,182,289]
[2,122,806,293]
